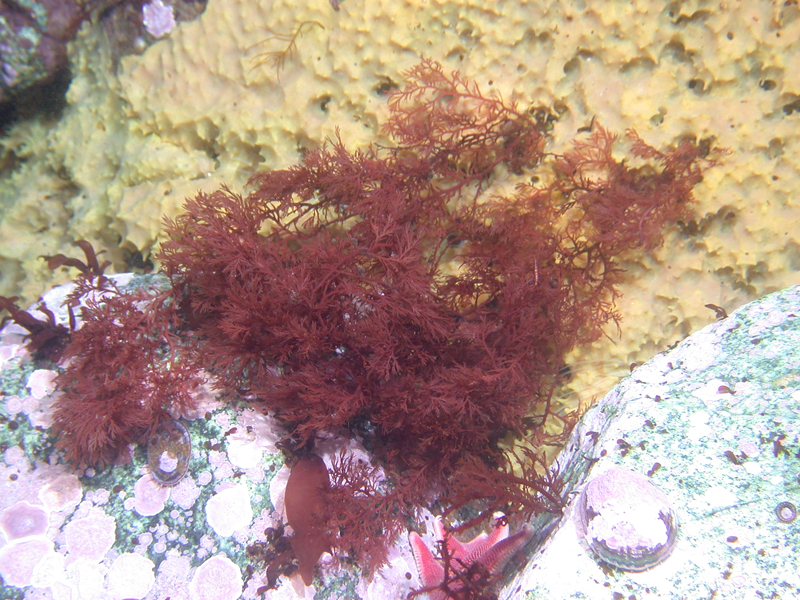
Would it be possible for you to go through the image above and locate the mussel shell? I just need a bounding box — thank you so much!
[147,419,191,486]
[577,466,678,571]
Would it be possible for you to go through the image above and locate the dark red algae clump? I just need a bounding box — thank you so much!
[44,58,720,575]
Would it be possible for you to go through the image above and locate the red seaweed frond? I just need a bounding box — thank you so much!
[553,123,718,252]
[52,288,200,468]
[0,296,72,362]
[324,450,411,574]
[246,20,325,80]
[43,240,110,280]
[153,75,717,570]
[0,240,115,361]
[445,448,565,533]
[44,60,721,577]
[384,58,545,182]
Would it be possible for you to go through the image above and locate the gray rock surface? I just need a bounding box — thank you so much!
[2,276,799,599]
[503,285,800,599]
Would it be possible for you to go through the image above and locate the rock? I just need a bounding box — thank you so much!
[3,276,800,598]
[503,285,800,599]
[0,273,413,597]
[0,1,207,106]
[0,1,89,104]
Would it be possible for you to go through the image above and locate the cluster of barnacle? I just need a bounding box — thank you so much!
[1,59,719,590]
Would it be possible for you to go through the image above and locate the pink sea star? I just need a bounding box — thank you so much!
[409,514,534,600]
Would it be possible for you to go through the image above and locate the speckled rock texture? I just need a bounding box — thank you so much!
[0,275,420,599]
[505,284,800,599]
[3,277,799,598]
[2,0,799,417]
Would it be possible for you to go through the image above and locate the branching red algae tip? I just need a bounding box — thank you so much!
[2,58,720,593]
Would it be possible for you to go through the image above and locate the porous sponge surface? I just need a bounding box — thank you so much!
[1,0,799,401]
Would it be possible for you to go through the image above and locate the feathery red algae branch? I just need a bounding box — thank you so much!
[39,58,720,579]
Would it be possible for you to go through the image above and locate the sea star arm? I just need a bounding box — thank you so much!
[409,531,447,600]
[437,513,510,564]
[409,515,534,599]
[476,523,534,573]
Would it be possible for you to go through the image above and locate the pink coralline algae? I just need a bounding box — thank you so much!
[0,538,53,587]
[0,501,48,540]
[188,554,243,600]
[27,369,58,399]
[170,475,201,510]
[134,474,170,516]
[38,473,82,512]
[205,484,253,538]
[576,466,678,571]
[63,507,116,562]
[106,553,156,600]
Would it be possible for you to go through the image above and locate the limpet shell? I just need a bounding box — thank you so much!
[775,501,797,523]
[147,419,191,486]
[576,466,678,571]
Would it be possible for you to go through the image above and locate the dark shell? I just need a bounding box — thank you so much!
[147,419,191,486]
[576,466,678,571]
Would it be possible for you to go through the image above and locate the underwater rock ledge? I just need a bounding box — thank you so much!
[508,284,800,599]
[1,278,799,598]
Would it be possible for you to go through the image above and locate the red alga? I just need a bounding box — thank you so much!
[39,59,718,578]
